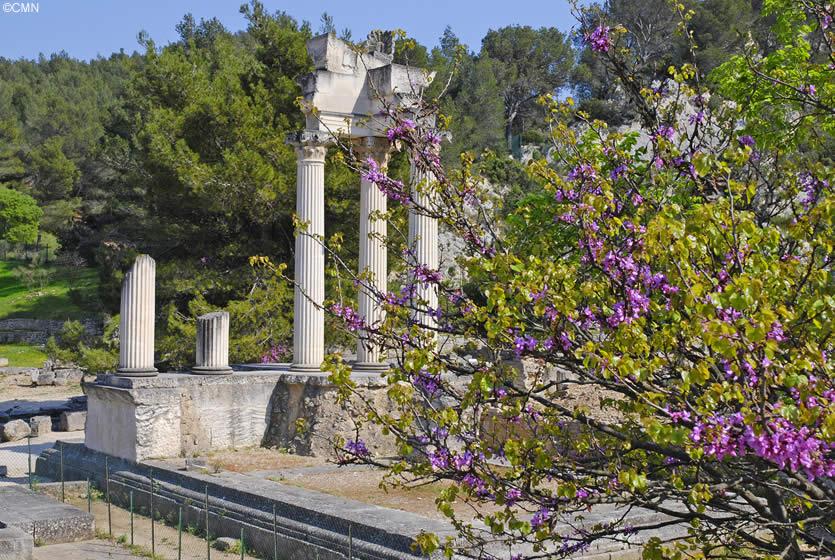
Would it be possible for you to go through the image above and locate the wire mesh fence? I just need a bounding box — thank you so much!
[1,438,368,560]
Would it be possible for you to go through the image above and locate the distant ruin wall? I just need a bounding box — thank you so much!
[0,318,101,344]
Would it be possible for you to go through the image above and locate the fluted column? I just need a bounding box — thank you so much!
[193,311,232,375]
[408,158,439,329]
[292,140,328,372]
[355,138,391,371]
[118,254,158,376]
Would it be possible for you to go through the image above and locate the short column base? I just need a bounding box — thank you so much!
[352,361,389,373]
[191,366,233,375]
[116,367,158,377]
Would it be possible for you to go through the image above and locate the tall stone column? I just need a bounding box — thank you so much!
[193,311,232,375]
[292,139,328,372]
[355,137,391,371]
[408,159,439,329]
[118,254,158,376]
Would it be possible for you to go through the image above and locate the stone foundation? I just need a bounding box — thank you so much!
[258,367,395,456]
[85,366,395,461]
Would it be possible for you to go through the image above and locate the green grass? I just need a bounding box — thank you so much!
[0,343,48,367]
[0,259,100,320]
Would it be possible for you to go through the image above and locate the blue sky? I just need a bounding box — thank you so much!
[0,0,579,61]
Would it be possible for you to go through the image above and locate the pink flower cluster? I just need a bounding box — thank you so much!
[691,414,835,480]
[585,25,612,53]
[385,118,415,142]
[330,303,366,332]
[260,343,290,363]
[361,157,410,204]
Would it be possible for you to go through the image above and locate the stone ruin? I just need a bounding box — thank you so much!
[85,32,437,462]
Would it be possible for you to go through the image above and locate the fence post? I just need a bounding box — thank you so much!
[150,470,155,558]
[60,442,65,502]
[348,523,353,560]
[27,436,32,490]
[87,476,91,513]
[177,506,183,560]
[205,484,210,560]
[273,504,277,560]
[130,490,134,546]
[105,456,112,537]
[240,527,245,560]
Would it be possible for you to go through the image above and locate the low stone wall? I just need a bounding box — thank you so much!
[85,367,396,462]
[0,318,101,345]
[85,371,285,461]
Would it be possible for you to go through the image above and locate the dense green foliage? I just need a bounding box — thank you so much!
[322,0,835,558]
[0,187,41,243]
[0,0,774,364]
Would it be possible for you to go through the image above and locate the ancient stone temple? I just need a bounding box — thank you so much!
[84,31,438,461]
[291,30,436,372]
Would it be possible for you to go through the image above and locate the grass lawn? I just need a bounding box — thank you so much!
[0,343,48,367]
[0,259,100,320]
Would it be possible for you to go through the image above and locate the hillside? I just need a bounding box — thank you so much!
[0,260,100,321]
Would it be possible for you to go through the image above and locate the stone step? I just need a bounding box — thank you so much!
[0,485,95,546]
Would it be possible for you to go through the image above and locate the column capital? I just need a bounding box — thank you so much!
[354,136,391,166]
[287,130,331,162]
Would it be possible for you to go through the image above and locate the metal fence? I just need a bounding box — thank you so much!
[1,439,366,560]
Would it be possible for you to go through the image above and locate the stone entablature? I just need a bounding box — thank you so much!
[300,32,432,139]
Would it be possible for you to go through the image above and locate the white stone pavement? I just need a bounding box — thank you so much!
[0,431,84,485]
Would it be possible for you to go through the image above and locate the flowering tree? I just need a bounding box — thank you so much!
[316,1,835,558]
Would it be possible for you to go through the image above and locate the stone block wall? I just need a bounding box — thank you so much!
[0,318,101,345]
[262,371,396,457]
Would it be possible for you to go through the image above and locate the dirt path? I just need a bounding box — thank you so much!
[0,370,85,401]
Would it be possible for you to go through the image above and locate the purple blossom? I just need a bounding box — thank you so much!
[530,285,548,302]
[330,303,366,332]
[568,163,597,183]
[514,335,538,357]
[505,488,522,505]
[586,25,612,53]
[413,264,442,284]
[361,157,410,204]
[462,473,489,496]
[385,118,415,142]
[345,439,369,457]
[610,164,628,180]
[428,448,450,470]
[412,369,441,396]
[665,407,692,424]
[767,321,786,342]
[798,172,829,209]
[743,418,835,480]
[656,125,676,141]
[260,343,290,364]
[559,332,573,351]
[531,507,552,529]
[688,111,705,125]
[607,301,627,328]
[737,135,756,148]
[453,450,474,471]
